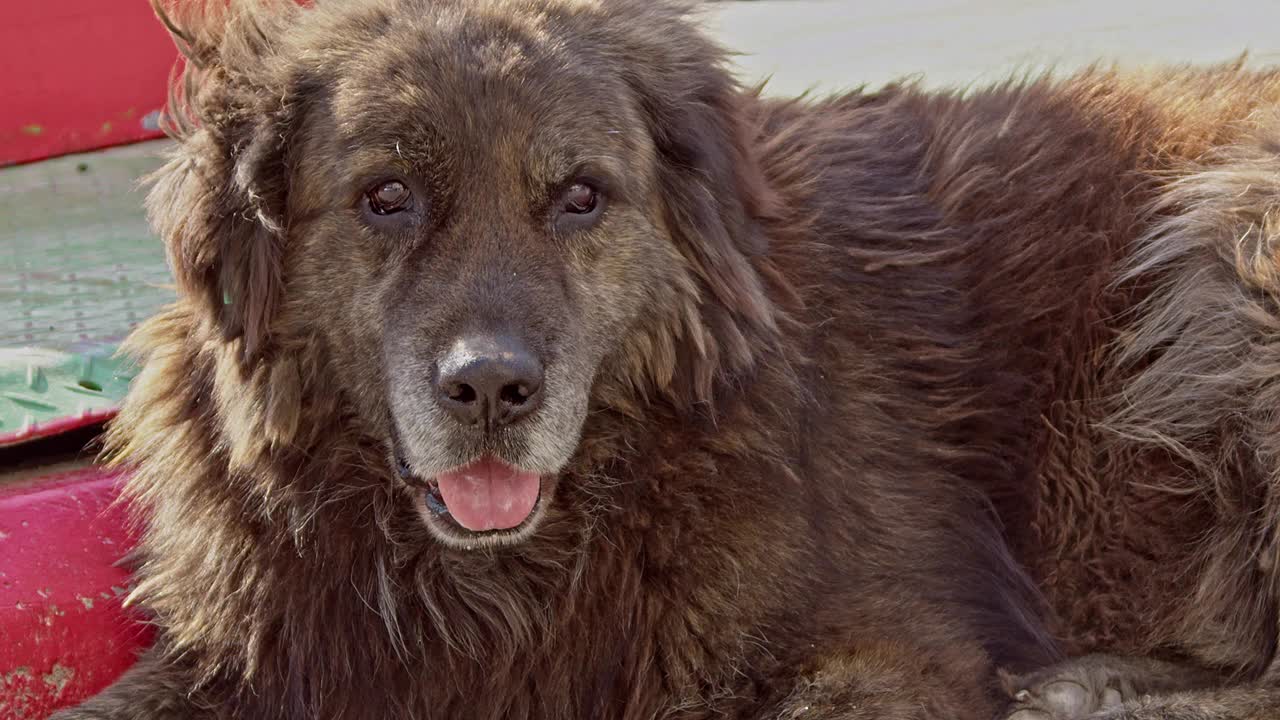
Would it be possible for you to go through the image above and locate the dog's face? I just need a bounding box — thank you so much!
[153,0,775,549]
[290,6,681,548]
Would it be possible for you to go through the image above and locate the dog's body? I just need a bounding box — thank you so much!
[57,1,1280,719]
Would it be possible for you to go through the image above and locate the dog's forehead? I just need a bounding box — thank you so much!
[307,4,650,188]
[324,2,627,148]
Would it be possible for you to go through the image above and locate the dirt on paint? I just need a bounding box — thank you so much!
[42,664,75,697]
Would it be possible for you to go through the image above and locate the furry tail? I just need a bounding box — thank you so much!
[1107,113,1280,674]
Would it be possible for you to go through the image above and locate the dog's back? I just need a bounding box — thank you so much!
[764,61,1280,680]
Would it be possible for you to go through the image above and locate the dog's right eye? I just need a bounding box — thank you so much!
[561,182,599,215]
[366,180,413,215]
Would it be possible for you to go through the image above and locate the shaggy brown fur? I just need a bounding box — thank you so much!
[52,1,1280,719]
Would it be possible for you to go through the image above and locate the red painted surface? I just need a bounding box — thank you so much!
[0,1,176,167]
[0,410,120,450]
[0,468,152,719]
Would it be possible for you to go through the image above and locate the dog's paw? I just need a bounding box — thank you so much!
[999,656,1145,720]
[999,653,1223,720]
[1002,679,1126,720]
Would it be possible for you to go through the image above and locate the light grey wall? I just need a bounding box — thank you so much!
[709,1,1280,96]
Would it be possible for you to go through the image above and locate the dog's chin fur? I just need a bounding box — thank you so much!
[57,0,1280,718]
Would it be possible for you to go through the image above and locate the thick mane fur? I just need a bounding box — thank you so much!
[64,2,1280,719]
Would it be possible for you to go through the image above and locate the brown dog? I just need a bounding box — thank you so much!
[54,1,1280,718]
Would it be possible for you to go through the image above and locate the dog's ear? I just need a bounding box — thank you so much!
[607,3,783,398]
[146,0,301,366]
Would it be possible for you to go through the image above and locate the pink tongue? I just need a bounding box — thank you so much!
[435,458,541,531]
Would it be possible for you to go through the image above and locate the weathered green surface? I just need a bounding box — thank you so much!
[0,143,168,438]
[0,143,171,358]
[0,348,136,444]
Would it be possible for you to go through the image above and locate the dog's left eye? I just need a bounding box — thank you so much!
[366,180,413,215]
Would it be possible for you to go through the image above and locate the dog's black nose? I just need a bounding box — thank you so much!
[435,335,544,429]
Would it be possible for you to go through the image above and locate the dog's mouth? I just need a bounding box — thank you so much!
[395,453,545,542]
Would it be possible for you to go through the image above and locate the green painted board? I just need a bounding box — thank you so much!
[0,348,136,446]
[0,142,171,444]
[1,141,172,357]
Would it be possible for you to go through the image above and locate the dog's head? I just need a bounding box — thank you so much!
[148,0,780,548]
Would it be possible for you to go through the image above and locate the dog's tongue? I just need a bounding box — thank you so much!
[435,458,540,531]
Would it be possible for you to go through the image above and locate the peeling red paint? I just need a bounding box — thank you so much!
[0,468,153,719]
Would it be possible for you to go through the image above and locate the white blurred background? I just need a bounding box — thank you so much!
[712,0,1280,95]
